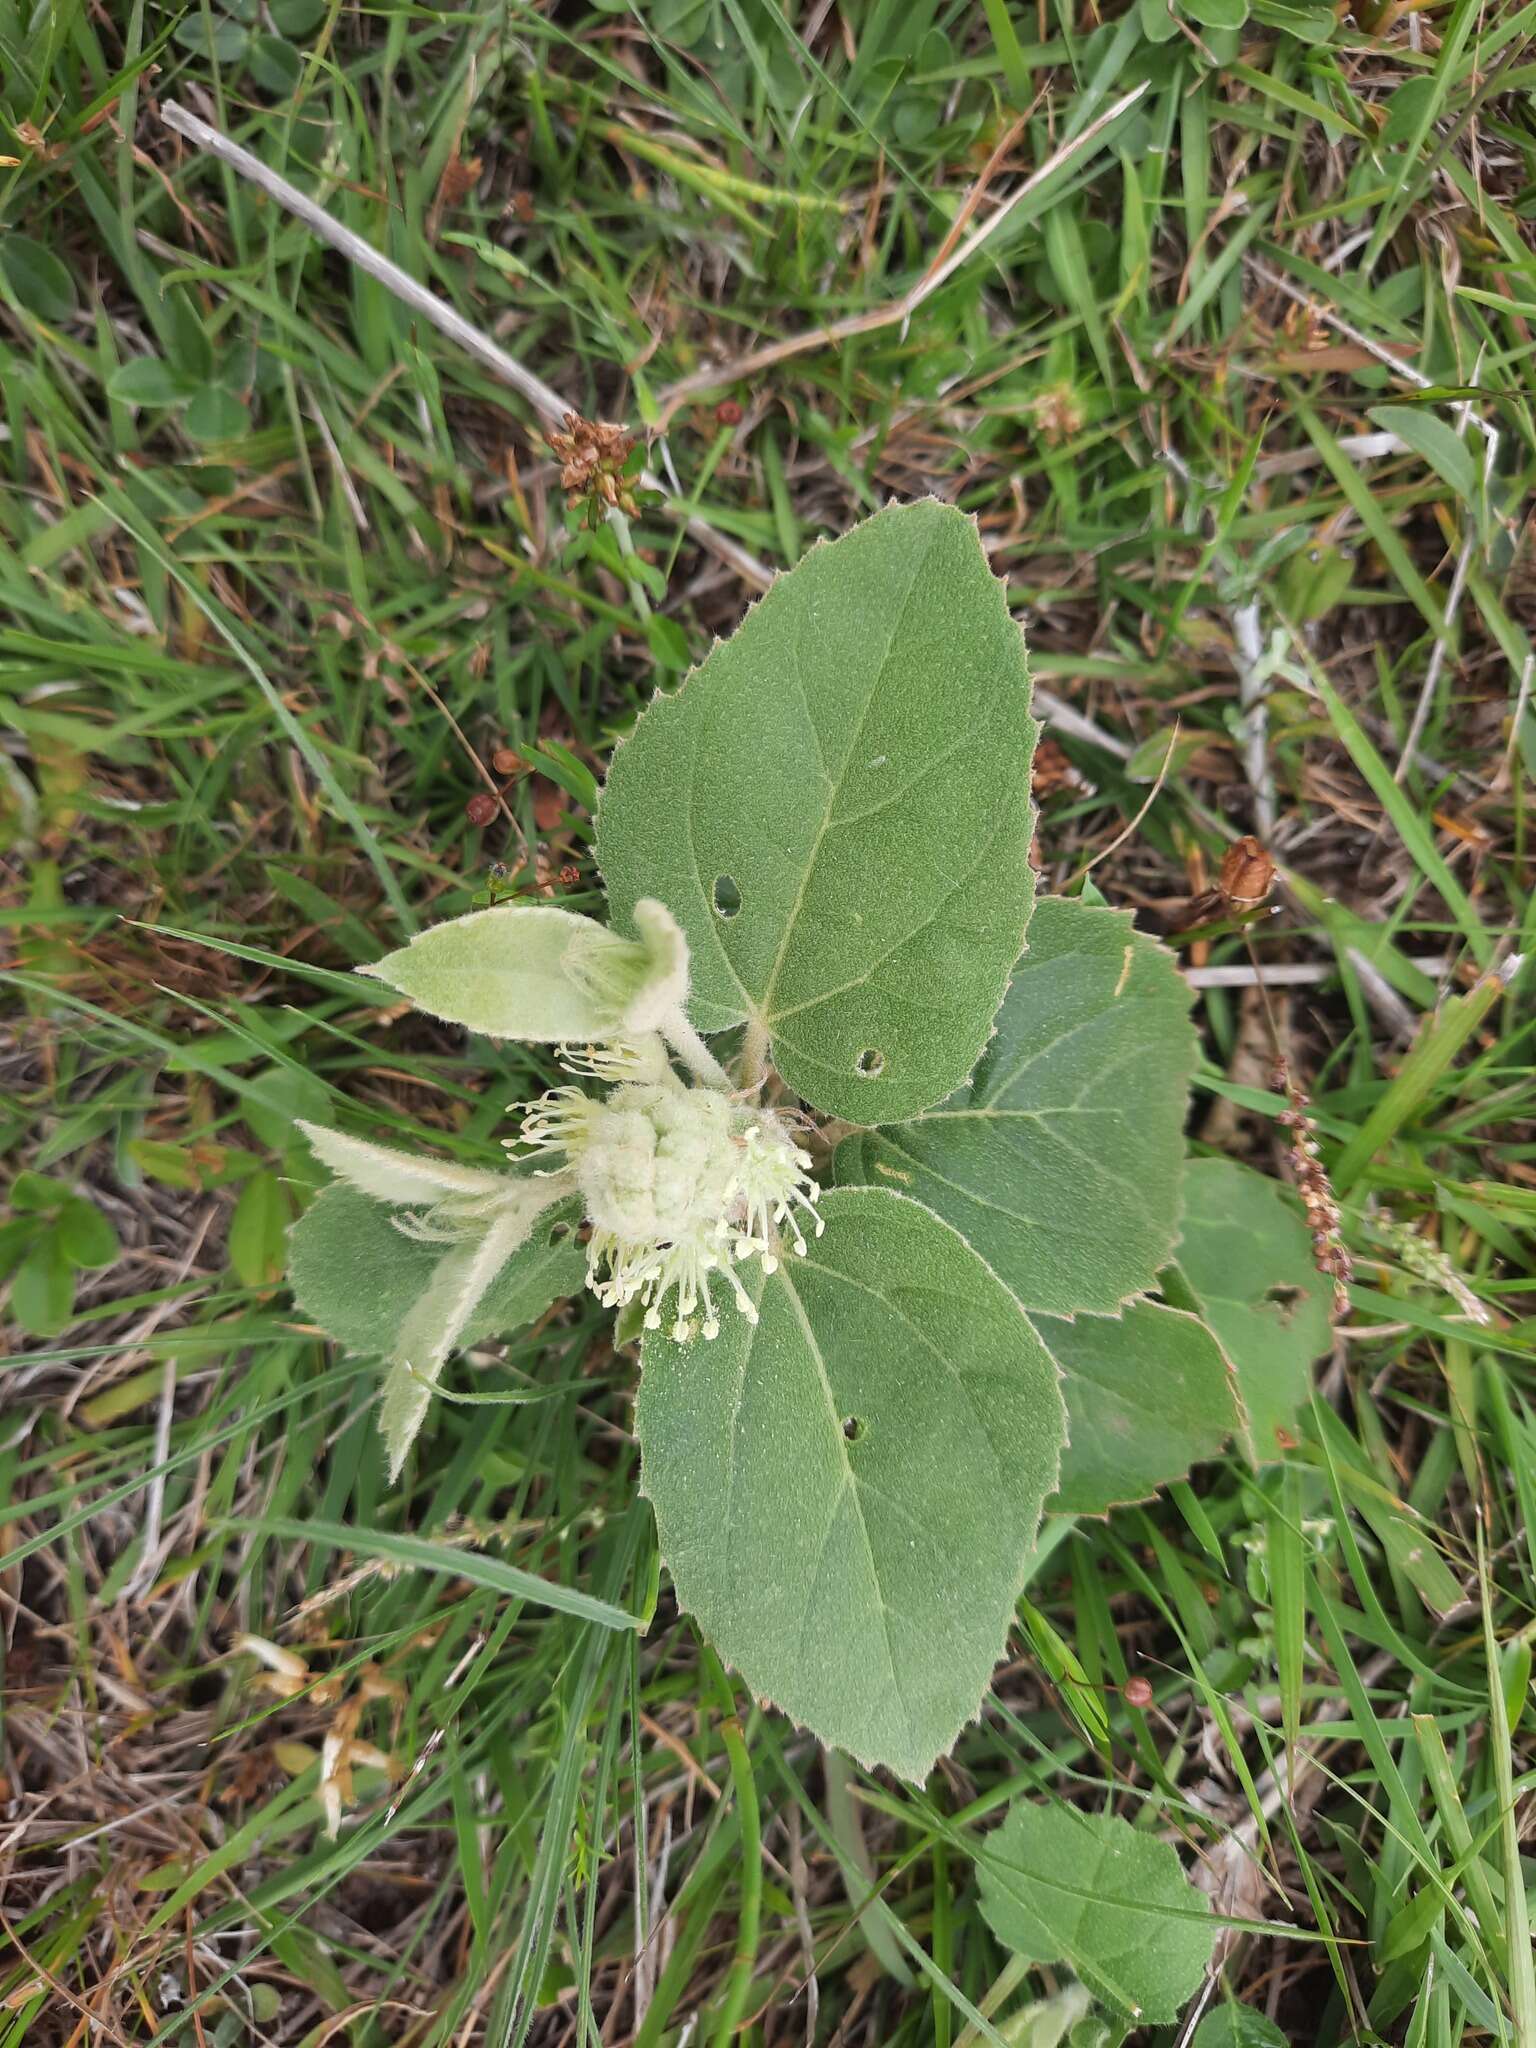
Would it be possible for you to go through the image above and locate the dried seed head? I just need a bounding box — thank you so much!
[1273,1056,1352,1317]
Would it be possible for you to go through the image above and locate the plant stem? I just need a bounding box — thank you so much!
[663,1008,733,1092]
[739,1018,771,1092]
[710,1713,762,2045]
[606,507,651,620]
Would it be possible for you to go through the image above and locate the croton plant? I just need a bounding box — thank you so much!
[289,499,1334,1782]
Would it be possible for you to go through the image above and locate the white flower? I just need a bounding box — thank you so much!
[510,1056,822,1342]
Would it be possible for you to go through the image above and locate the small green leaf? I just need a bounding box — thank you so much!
[0,235,76,319]
[287,1182,582,1359]
[599,499,1039,1123]
[836,896,1197,1315]
[11,1231,77,1337]
[1138,0,1182,40]
[183,385,250,442]
[1174,1159,1335,1459]
[637,1187,1067,1779]
[1249,0,1335,39]
[976,1802,1214,2021]
[108,357,195,408]
[229,1170,293,1287]
[1038,1302,1239,1513]
[1181,0,1247,27]
[247,31,303,94]
[172,11,249,57]
[11,1170,64,1214]
[1378,75,1437,146]
[1368,404,1479,507]
[361,904,662,1042]
[270,0,325,29]
[57,1195,120,1271]
[1276,542,1354,624]
[1192,2004,1289,2048]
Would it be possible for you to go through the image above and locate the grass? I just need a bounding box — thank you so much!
[2,0,1534,2042]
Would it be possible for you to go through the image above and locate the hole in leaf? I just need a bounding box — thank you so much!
[1264,1283,1303,1325]
[842,1415,865,1443]
[854,1048,886,1080]
[548,1221,574,1247]
[712,874,741,919]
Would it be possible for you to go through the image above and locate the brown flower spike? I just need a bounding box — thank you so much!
[548,410,639,519]
[1274,1057,1353,1318]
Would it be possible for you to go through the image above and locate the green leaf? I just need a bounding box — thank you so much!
[11,1170,64,1214]
[636,1187,1067,1779]
[361,903,672,1042]
[270,0,324,29]
[183,385,250,442]
[976,1802,1214,2021]
[1181,0,1247,26]
[247,31,303,94]
[1249,0,1335,40]
[1192,2005,1289,2048]
[598,499,1039,1123]
[0,235,76,320]
[1039,1302,1240,1513]
[11,1231,77,1337]
[172,11,249,57]
[229,1170,293,1287]
[108,357,196,408]
[57,1195,120,1271]
[835,896,1197,1315]
[1174,1159,1335,1460]
[1138,0,1182,40]
[287,1182,583,1360]
[1368,404,1479,507]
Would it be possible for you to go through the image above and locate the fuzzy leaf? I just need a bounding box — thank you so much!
[378,1203,543,1476]
[836,895,1197,1314]
[297,1121,507,1206]
[636,1187,1067,1780]
[1175,1159,1335,1460]
[288,1183,582,1360]
[1038,1301,1239,1513]
[977,1803,1214,2022]
[361,904,642,1042]
[598,499,1039,1123]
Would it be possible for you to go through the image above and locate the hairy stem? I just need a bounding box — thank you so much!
[738,1016,771,1093]
[662,1008,733,1092]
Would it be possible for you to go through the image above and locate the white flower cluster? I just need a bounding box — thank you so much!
[512,1047,822,1342]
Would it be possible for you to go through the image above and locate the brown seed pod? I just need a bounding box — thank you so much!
[465,792,497,827]
[1219,835,1277,910]
[715,399,744,426]
[1123,1676,1153,1709]
[491,747,522,777]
